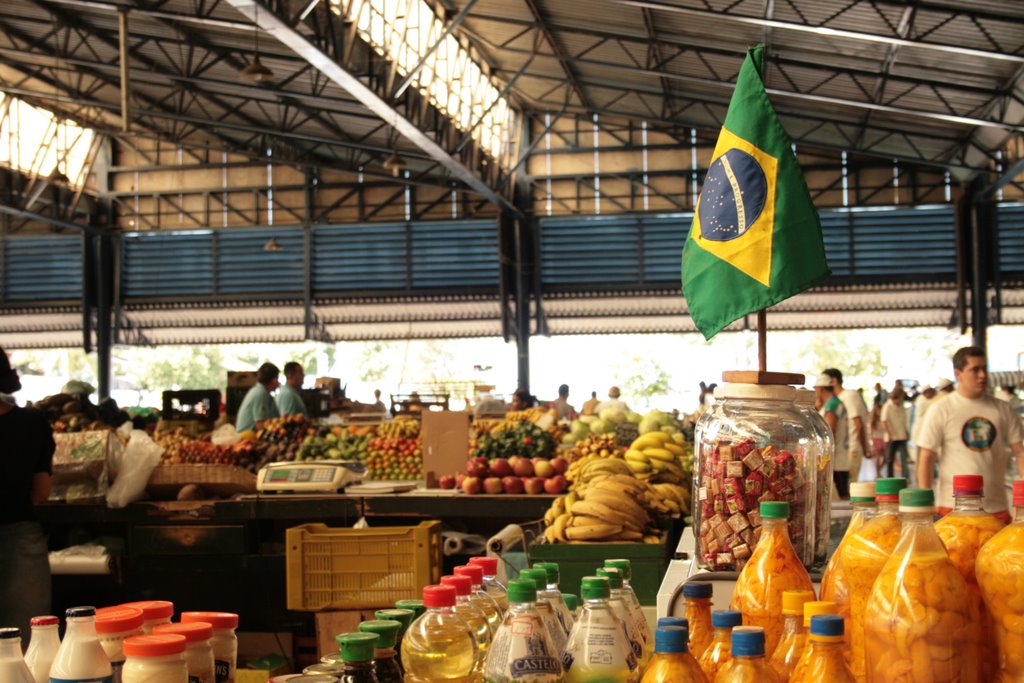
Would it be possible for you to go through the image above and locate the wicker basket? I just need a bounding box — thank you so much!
[147,464,257,498]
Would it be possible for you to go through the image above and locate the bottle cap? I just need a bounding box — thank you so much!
[1015,480,1024,507]
[595,567,623,590]
[899,488,935,511]
[507,578,538,604]
[453,565,485,586]
[603,559,632,582]
[809,614,845,641]
[849,482,876,501]
[0,628,19,640]
[712,610,743,628]
[302,664,344,677]
[657,616,688,629]
[731,626,765,657]
[95,606,145,634]
[562,594,579,611]
[336,632,378,663]
[66,606,97,619]
[30,616,59,627]
[803,601,838,627]
[952,474,984,495]
[519,568,550,592]
[422,585,456,608]
[153,622,213,643]
[293,676,340,682]
[439,575,473,597]
[123,634,186,658]
[181,612,238,630]
[357,620,401,649]
[374,609,414,635]
[682,582,713,599]
[394,600,425,619]
[875,477,908,497]
[580,576,611,600]
[760,501,789,519]
[122,601,175,622]
[533,562,560,585]
[654,626,689,653]
[782,590,816,616]
[468,556,498,575]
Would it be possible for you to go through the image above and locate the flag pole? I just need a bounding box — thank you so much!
[757,309,767,372]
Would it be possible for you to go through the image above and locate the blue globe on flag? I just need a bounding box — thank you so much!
[698,148,768,242]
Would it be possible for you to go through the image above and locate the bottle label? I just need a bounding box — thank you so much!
[50,678,113,683]
[563,614,636,675]
[214,659,230,683]
[486,616,562,681]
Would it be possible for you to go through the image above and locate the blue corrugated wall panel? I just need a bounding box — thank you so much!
[410,220,498,288]
[998,203,1024,276]
[313,222,409,290]
[122,231,214,297]
[216,228,304,294]
[2,235,82,301]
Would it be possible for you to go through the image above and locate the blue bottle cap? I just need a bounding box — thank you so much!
[730,626,765,657]
[657,616,688,630]
[66,606,96,618]
[810,614,845,638]
[682,582,713,598]
[654,626,688,653]
[712,610,743,628]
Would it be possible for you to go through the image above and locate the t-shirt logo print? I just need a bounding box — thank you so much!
[961,417,997,452]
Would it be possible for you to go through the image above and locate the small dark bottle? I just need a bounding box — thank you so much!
[357,619,403,683]
[335,632,380,683]
[372,610,414,676]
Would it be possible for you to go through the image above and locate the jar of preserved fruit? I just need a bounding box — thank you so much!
[693,381,827,572]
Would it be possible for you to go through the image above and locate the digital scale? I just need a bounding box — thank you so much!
[256,460,366,493]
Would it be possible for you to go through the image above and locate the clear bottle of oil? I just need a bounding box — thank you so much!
[400,585,479,682]
[441,575,493,674]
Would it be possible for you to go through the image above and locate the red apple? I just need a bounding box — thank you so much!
[544,475,568,495]
[439,475,457,490]
[533,459,555,479]
[501,476,524,494]
[489,458,513,478]
[456,473,467,489]
[550,456,569,475]
[512,458,535,478]
[523,476,546,495]
[508,455,521,469]
[483,477,505,494]
[466,457,489,478]
[462,476,482,495]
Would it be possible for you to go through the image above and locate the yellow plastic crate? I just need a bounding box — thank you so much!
[286,520,442,611]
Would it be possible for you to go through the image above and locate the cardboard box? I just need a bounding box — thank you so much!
[420,411,471,486]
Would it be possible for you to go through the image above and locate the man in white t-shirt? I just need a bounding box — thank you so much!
[815,373,850,497]
[917,346,1024,524]
[824,368,870,482]
[880,388,910,481]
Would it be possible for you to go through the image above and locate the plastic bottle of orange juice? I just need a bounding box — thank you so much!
[767,589,815,681]
[788,615,855,683]
[819,482,876,614]
[976,479,1024,683]
[713,627,781,683]
[639,626,707,683]
[681,583,713,661]
[729,501,814,657]
[791,601,839,669]
[697,611,740,682]
[863,488,979,683]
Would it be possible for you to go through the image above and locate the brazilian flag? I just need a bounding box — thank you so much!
[682,44,830,340]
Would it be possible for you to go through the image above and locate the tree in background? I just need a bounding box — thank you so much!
[615,355,671,410]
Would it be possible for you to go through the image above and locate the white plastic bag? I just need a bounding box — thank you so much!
[210,423,241,446]
[106,430,164,508]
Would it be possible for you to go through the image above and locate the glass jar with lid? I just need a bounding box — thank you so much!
[693,380,829,571]
[794,388,834,569]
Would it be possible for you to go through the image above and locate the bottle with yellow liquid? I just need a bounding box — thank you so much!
[976,479,1024,683]
[595,568,647,669]
[822,476,906,682]
[470,557,509,614]
[681,583,713,661]
[533,563,575,638]
[767,589,814,681]
[713,627,781,683]
[483,578,563,683]
[519,569,569,656]
[791,601,839,669]
[934,474,1005,683]
[819,482,876,611]
[863,488,978,683]
[697,610,741,681]
[788,615,855,683]
[400,584,479,682]
[441,575,493,674]
[456,565,503,634]
[604,559,653,663]
[562,576,638,683]
[729,501,815,658]
[639,626,707,683]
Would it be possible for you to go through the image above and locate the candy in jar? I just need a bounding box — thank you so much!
[729,501,814,657]
[975,480,1024,682]
[863,488,980,683]
[788,615,855,683]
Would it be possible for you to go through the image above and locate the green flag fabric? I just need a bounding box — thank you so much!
[682,44,830,340]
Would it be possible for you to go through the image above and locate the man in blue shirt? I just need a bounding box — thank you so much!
[276,361,308,417]
[235,362,280,431]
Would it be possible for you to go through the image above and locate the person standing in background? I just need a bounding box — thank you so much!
[815,373,850,498]
[581,391,600,416]
[595,386,629,414]
[880,388,910,481]
[235,362,280,431]
[0,348,55,638]
[549,384,576,420]
[276,361,307,417]
[824,368,870,482]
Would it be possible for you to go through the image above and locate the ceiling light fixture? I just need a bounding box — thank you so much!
[383,150,407,177]
[240,4,274,84]
[263,236,282,252]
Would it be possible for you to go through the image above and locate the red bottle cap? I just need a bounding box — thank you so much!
[95,607,145,634]
[454,565,484,585]
[181,612,238,630]
[1014,480,1024,507]
[120,601,174,622]
[439,575,472,597]
[422,585,456,608]
[153,622,213,643]
[952,474,984,494]
[468,557,498,575]
[123,634,186,658]
[30,616,59,627]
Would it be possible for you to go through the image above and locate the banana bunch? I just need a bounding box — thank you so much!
[566,454,634,486]
[623,431,689,483]
[566,432,623,463]
[651,482,691,516]
[543,475,665,544]
[378,417,420,438]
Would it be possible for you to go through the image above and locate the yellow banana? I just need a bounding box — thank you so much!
[570,499,620,522]
[662,442,685,456]
[643,447,676,462]
[631,432,669,450]
[566,523,623,541]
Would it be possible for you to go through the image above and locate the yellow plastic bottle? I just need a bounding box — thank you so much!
[767,589,815,681]
[788,614,855,683]
[824,476,906,682]
[729,501,815,657]
[976,480,1024,683]
[455,565,503,634]
[469,557,508,614]
[681,583,714,661]
[713,627,781,683]
[863,488,979,683]
[791,600,839,668]
[697,610,741,681]
[400,585,478,682]
[819,482,876,620]
[640,625,707,683]
[440,575,492,674]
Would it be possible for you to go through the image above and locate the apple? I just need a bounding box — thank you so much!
[462,476,482,495]
[489,458,513,478]
[483,477,505,494]
[512,458,535,478]
[501,476,524,495]
[439,475,457,490]
[456,473,467,489]
[533,459,555,479]
[544,475,568,495]
[466,457,489,478]
[550,456,569,475]
[508,455,522,469]
[523,477,546,495]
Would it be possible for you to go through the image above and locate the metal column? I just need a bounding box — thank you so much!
[969,179,994,353]
[95,233,114,400]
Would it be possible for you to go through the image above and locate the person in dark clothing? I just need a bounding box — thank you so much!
[0,348,56,636]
